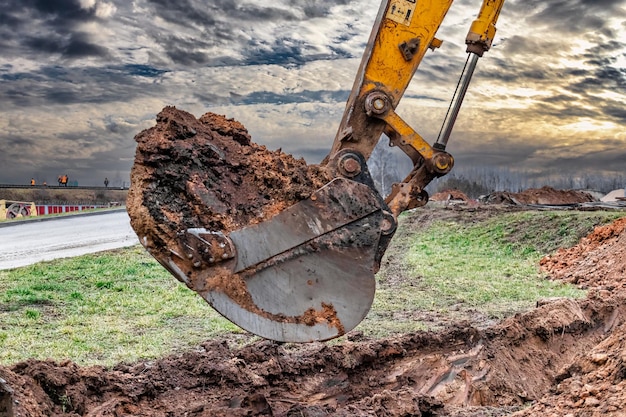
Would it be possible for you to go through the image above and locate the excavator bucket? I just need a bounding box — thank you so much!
[127,108,395,342]
[127,0,503,342]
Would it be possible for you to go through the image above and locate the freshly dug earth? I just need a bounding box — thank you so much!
[513,216,626,417]
[2,250,625,416]
[484,186,596,205]
[430,189,472,202]
[126,106,331,267]
[125,106,337,330]
[540,217,626,290]
[2,109,626,416]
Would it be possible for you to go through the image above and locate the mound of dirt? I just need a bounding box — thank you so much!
[430,189,472,203]
[601,189,626,202]
[513,315,626,417]
[126,106,330,270]
[483,186,596,205]
[1,290,624,416]
[511,216,626,417]
[540,217,626,290]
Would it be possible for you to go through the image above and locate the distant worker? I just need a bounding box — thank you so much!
[43,181,47,186]
[61,174,68,187]
[58,175,62,186]
[30,178,35,186]
[104,177,109,188]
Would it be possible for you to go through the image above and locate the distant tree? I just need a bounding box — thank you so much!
[428,175,490,199]
[348,138,624,197]
[366,137,413,197]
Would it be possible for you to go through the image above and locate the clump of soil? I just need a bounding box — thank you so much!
[430,189,472,203]
[483,186,596,205]
[126,106,331,269]
[125,107,340,331]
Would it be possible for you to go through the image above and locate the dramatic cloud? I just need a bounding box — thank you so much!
[0,0,624,189]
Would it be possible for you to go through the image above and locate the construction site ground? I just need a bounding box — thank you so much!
[2,207,625,417]
[2,108,626,416]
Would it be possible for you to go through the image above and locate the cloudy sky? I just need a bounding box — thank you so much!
[1,0,625,188]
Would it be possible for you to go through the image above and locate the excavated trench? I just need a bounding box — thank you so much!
[1,108,625,417]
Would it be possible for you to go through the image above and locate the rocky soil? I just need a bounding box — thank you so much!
[126,106,330,267]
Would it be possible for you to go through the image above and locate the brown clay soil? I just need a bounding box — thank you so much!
[2,109,626,416]
[430,190,472,203]
[484,186,596,205]
[431,186,596,207]
[126,106,330,266]
[125,106,334,325]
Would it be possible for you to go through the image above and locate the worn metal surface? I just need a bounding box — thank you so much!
[161,178,394,342]
[229,178,380,272]
[204,231,380,342]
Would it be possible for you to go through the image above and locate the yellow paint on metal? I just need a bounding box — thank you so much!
[466,0,505,54]
[361,0,454,106]
[386,0,418,25]
[330,0,455,159]
[385,112,435,159]
[331,0,506,164]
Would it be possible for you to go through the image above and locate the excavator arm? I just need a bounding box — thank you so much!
[128,0,505,343]
[330,0,504,217]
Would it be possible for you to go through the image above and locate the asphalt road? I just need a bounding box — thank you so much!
[0,210,140,270]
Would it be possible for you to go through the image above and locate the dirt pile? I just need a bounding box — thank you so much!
[513,315,626,417]
[540,217,626,290]
[512,216,626,417]
[126,106,330,266]
[482,186,596,205]
[601,189,626,202]
[1,289,624,416]
[430,189,472,203]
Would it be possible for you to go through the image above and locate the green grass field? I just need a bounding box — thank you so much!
[0,208,623,366]
[0,247,242,366]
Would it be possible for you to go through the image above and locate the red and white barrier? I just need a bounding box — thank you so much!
[36,205,109,215]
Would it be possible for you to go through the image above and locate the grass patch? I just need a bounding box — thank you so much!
[0,246,241,366]
[1,208,623,364]
[360,209,623,337]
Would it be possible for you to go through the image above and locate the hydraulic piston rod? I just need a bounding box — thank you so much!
[435,0,505,150]
[435,52,480,150]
